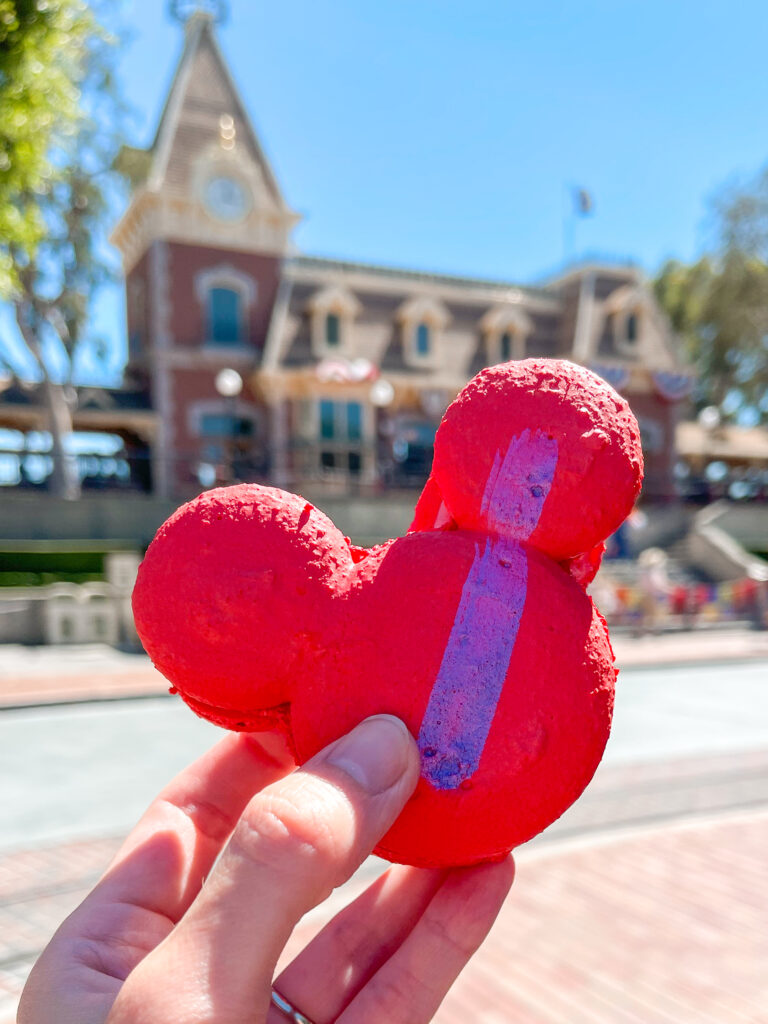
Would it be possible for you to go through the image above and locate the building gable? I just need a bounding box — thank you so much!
[150,15,284,208]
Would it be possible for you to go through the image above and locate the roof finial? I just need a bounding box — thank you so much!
[169,0,229,25]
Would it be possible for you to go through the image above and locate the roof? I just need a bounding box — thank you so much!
[293,255,554,301]
[129,12,286,208]
[676,421,768,463]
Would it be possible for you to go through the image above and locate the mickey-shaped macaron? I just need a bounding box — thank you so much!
[133,359,643,866]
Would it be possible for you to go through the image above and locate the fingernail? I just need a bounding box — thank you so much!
[325,715,413,794]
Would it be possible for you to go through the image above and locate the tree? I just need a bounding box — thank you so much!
[654,169,768,425]
[0,0,125,497]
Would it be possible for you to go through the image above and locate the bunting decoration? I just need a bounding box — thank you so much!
[652,371,695,402]
[589,363,630,392]
[316,358,378,384]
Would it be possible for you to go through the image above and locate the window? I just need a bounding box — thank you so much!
[320,400,336,440]
[397,297,449,365]
[626,313,638,343]
[325,313,341,347]
[347,402,362,441]
[500,331,512,362]
[317,400,364,476]
[195,266,256,348]
[318,401,362,441]
[415,322,431,356]
[208,287,242,345]
[200,413,254,438]
[308,287,361,354]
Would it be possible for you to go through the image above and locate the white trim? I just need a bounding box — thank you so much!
[262,272,293,372]
[572,271,596,362]
[149,241,173,497]
[194,264,257,306]
[149,24,201,191]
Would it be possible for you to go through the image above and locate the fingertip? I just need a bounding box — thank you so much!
[319,715,420,796]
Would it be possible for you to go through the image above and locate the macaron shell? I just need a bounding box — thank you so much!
[290,530,615,866]
[432,360,643,561]
[132,484,354,718]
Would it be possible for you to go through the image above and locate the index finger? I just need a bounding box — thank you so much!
[87,728,295,924]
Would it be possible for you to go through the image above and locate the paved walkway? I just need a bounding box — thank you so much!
[2,808,765,1023]
[2,633,767,1020]
[2,627,767,709]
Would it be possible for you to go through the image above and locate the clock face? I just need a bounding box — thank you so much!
[204,176,250,222]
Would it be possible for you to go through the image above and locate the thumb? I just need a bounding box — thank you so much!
[107,715,420,1024]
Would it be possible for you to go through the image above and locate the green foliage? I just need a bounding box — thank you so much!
[655,170,768,424]
[0,0,126,496]
[0,0,103,298]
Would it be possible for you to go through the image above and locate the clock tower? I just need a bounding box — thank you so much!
[111,6,299,496]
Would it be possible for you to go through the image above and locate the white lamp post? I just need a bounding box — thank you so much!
[214,369,243,484]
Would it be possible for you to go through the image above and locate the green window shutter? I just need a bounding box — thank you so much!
[209,288,241,344]
[500,332,512,361]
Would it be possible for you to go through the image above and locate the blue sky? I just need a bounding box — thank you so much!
[5,0,768,384]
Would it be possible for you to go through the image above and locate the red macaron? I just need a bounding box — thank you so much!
[132,359,643,866]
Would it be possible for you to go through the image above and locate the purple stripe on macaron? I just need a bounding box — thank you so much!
[418,429,558,790]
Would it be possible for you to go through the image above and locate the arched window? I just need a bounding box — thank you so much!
[415,322,431,356]
[208,287,242,345]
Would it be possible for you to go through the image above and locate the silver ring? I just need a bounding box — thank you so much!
[271,988,315,1024]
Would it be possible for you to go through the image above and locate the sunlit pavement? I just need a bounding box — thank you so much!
[1,640,767,1020]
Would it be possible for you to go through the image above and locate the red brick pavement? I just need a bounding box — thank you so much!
[2,811,766,1023]
[0,666,168,709]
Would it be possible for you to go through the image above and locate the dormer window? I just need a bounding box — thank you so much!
[415,322,431,356]
[479,305,532,365]
[601,283,651,358]
[626,312,638,344]
[325,312,341,347]
[499,331,513,362]
[396,297,450,367]
[209,287,242,345]
[307,287,361,356]
[194,265,257,348]
[611,308,642,355]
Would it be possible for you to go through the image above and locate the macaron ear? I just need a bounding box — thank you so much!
[430,360,643,561]
[132,484,353,729]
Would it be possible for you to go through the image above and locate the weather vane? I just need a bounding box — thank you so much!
[169,0,229,24]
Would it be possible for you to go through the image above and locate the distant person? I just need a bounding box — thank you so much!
[637,547,671,634]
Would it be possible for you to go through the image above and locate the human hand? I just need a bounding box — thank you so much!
[18,715,514,1024]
